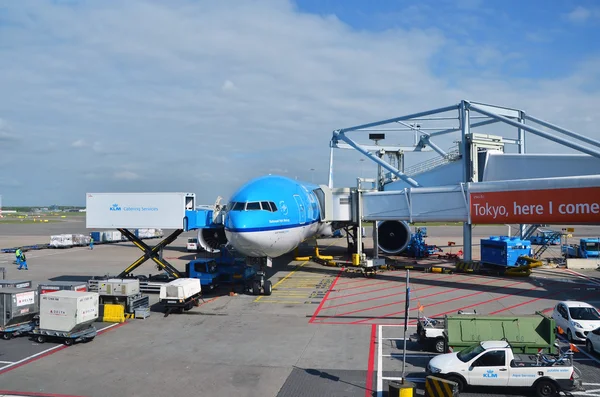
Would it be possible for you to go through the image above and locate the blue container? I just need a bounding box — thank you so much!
[480,236,533,267]
[90,232,101,242]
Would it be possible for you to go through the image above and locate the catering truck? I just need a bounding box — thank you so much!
[427,340,582,397]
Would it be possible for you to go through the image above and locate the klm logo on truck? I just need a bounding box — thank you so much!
[110,204,122,211]
[483,370,498,378]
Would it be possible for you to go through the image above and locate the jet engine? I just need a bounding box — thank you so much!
[197,226,228,253]
[377,220,412,254]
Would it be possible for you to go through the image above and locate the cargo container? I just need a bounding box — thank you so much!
[0,288,39,329]
[159,278,201,314]
[480,236,533,267]
[50,234,73,248]
[416,311,556,354]
[98,279,140,296]
[39,291,99,333]
[160,278,201,301]
[38,281,88,295]
[0,280,32,289]
[90,231,101,242]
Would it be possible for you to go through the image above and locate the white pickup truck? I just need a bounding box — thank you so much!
[426,340,582,397]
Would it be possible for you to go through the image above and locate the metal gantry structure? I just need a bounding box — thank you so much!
[329,99,600,261]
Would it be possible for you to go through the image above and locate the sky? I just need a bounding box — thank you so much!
[0,0,599,206]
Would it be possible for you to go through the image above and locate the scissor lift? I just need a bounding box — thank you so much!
[116,228,184,279]
[86,192,202,281]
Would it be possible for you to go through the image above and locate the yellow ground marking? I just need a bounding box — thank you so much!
[254,240,337,303]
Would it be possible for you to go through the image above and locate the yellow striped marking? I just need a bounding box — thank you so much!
[254,240,337,303]
[255,300,305,304]
[254,260,310,302]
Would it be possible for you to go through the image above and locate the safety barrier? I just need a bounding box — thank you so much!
[424,376,459,397]
[454,261,481,272]
[388,380,416,397]
[103,303,125,323]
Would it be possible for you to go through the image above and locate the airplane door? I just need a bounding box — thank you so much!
[293,195,306,225]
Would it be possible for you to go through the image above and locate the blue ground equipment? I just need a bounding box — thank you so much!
[529,230,561,245]
[480,236,533,267]
[404,229,440,258]
[562,238,600,258]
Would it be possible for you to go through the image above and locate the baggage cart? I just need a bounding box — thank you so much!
[30,324,97,346]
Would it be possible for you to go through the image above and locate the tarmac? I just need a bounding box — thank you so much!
[0,218,599,397]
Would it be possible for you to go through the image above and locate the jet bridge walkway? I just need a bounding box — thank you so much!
[360,174,600,225]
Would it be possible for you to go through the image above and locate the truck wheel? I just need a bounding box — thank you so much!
[535,379,558,397]
[434,338,445,353]
[1,332,12,340]
[264,280,272,296]
[36,335,46,344]
[63,338,74,346]
[252,281,260,295]
[445,375,464,392]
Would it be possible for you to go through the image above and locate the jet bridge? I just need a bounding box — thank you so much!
[328,99,600,261]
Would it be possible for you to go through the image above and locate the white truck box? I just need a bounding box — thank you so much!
[160,278,201,301]
[86,192,195,229]
[39,291,99,332]
[98,279,140,297]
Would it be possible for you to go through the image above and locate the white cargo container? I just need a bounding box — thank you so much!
[159,278,201,313]
[39,291,99,332]
[98,279,140,297]
[160,278,201,301]
[86,192,195,229]
[50,234,73,248]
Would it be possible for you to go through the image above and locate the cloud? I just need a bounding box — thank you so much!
[0,118,19,142]
[71,139,87,148]
[222,80,236,92]
[567,6,593,22]
[113,171,142,181]
[0,0,598,205]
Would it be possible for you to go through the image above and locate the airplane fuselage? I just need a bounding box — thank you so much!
[223,175,330,258]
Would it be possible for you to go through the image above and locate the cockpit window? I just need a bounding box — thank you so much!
[229,201,279,212]
[231,202,245,211]
[246,202,261,210]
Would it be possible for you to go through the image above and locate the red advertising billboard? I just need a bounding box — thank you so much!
[470,187,600,224]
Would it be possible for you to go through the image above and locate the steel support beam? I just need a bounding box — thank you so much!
[338,104,459,134]
[523,114,600,149]
[328,140,334,188]
[469,103,600,159]
[429,118,499,137]
[332,142,431,152]
[460,101,473,262]
[333,131,421,187]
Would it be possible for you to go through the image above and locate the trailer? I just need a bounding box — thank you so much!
[36,291,99,345]
[1,320,37,340]
[30,324,97,346]
[415,311,556,354]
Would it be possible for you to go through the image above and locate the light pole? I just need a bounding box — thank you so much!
[310,168,315,183]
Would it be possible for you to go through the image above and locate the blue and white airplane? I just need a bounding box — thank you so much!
[196,174,412,259]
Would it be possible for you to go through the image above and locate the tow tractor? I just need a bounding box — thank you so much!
[427,340,583,396]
